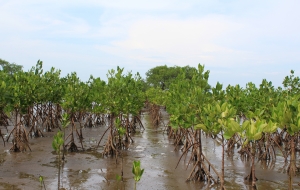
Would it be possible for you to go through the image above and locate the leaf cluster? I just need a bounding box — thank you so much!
[167,64,210,129]
[132,160,144,182]
[196,101,239,140]
[105,67,145,115]
[145,65,198,90]
[52,130,64,153]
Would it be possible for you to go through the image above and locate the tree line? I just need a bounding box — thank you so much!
[1,58,300,189]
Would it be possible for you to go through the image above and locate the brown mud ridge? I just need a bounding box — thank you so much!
[0,111,299,190]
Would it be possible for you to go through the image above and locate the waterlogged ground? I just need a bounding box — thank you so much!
[0,111,300,190]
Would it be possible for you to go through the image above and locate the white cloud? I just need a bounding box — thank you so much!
[97,15,254,67]
[0,0,300,87]
[0,1,91,37]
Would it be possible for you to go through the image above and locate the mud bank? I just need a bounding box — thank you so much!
[0,111,299,190]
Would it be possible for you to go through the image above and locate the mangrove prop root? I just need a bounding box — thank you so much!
[68,142,78,152]
[0,130,5,146]
[97,126,111,148]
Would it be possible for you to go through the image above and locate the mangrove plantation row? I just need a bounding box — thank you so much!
[1,59,300,189]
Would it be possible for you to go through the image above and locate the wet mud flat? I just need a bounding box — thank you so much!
[0,111,300,190]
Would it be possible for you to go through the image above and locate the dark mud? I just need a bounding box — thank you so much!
[0,111,299,190]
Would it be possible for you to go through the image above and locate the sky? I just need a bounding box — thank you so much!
[1,0,299,88]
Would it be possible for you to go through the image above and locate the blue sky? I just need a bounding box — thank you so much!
[1,0,299,88]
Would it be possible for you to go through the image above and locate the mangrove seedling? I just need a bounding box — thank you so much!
[52,130,64,156]
[132,160,144,189]
[52,130,64,189]
[39,175,46,190]
[61,113,70,160]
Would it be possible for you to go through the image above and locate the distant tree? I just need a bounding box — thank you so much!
[0,58,23,75]
[0,59,9,69]
[145,65,197,90]
[283,70,300,95]
[140,78,148,92]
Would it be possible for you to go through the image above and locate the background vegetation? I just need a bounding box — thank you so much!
[1,58,300,189]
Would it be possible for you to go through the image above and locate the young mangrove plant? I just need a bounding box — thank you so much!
[6,70,35,152]
[240,118,266,188]
[52,130,64,189]
[272,96,300,190]
[39,174,46,190]
[132,160,144,190]
[145,87,168,127]
[196,101,240,189]
[97,67,145,158]
[62,72,88,151]
[61,113,70,160]
[168,64,218,183]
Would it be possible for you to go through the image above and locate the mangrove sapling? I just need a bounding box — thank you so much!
[175,129,220,184]
[6,112,31,152]
[272,96,300,190]
[132,160,144,190]
[166,64,215,183]
[25,61,58,136]
[257,122,280,161]
[98,67,145,157]
[60,113,70,160]
[120,71,145,141]
[42,66,64,131]
[5,70,37,152]
[116,117,126,149]
[145,87,168,127]
[39,175,46,190]
[101,113,118,157]
[115,117,127,181]
[196,101,241,189]
[62,72,90,151]
[224,80,281,188]
[241,119,271,188]
[52,130,64,189]
[6,61,57,151]
[87,76,107,127]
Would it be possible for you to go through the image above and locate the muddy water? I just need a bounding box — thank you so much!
[0,111,300,190]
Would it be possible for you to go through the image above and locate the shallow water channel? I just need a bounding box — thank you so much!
[0,111,300,189]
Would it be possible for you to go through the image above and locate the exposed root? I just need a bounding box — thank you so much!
[0,129,5,146]
[9,123,31,152]
[68,142,78,152]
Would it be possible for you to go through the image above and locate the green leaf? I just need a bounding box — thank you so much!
[264,121,277,133]
[221,102,227,112]
[223,131,234,140]
[242,120,250,130]
[253,132,262,140]
[132,160,144,182]
[216,104,221,113]
[194,124,207,131]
